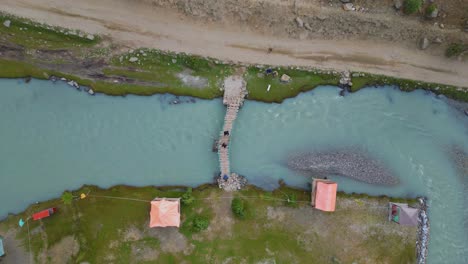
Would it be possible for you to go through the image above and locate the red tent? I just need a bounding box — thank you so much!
[311,179,337,212]
[149,198,181,228]
[32,208,57,221]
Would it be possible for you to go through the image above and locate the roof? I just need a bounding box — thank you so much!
[0,236,4,257]
[149,198,181,228]
[32,208,56,221]
[389,203,419,226]
[315,181,337,212]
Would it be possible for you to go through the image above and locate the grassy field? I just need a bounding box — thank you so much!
[351,72,468,102]
[0,184,417,264]
[245,67,340,103]
[0,12,98,50]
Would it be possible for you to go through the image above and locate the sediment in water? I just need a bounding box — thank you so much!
[287,147,399,185]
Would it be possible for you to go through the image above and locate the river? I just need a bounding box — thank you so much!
[0,79,467,262]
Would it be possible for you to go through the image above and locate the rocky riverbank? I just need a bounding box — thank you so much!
[287,147,399,185]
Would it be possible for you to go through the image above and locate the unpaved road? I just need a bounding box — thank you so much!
[1,0,468,87]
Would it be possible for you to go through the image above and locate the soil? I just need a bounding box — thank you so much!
[1,0,467,88]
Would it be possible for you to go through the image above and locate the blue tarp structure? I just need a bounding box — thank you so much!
[0,235,5,257]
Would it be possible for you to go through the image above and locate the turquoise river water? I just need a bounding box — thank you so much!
[0,79,467,263]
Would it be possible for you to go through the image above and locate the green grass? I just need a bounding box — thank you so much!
[0,184,418,263]
[245,67,340,103]
[101,48,233,98]
[351,72,468,102]
[0,12,99,50]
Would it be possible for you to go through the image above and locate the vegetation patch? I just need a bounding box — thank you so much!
[245,67,340,103]
[0,12,99,50]
[351,72,468,102]
[0,184,418,264]
[445,43,467,58]
[404,0,422,14]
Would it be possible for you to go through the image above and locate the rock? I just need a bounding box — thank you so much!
[419,37,430,50]
[316,15,328,21]
[129,57,138,62]
[280,74,291,83]
[172,59,177,64]
[342,3,354,11]
[295,17,304,28]
[394,0,403,9]
[428,8,438,18]
[464,110,468,117]
[304,23,313,31]
[88,88,95,95]
[86,34,95,40]
[433,37,443,44]
[439,23,444,29]
[3,20,11,28]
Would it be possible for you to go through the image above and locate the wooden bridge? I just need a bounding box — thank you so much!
[218,75,247,180]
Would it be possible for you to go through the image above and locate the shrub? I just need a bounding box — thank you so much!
[181,187,195,205]
[445,43,466,58]
[192,216,209,232]
[61,191,73,205]
[231,197,246,218]
[425,4,437,17]
[404,0,422,14]
[285,193,298,207]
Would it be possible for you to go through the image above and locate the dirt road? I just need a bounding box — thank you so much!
[1,0,467,87]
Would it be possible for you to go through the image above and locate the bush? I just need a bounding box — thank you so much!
[192,216,209,232]
[425,4,437,17]
[404,0,422,14]
[285,193,298,207]
[181,187,195,205]
[231,198,246,218]
[61,191,73,205]
[445,43,466,58]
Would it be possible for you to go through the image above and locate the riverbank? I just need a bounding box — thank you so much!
[0,184,418,263]
[1,12,467,103]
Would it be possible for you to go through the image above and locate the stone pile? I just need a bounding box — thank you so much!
[339,71,352,88]
[217,173,247,191]
[287,148,399,185]
[416,197,430,264]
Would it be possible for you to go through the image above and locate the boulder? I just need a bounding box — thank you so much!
[88,88,95,95]
[433,37,443,44]
[280,74,291,83]
[86,34,95,40]
[3,20,11,28]
[393,0,403,10]
[342,3,354,11]
[304,23,313,31]
[129,57,138,62]
[295,17,304,28]
[419,37,430,50]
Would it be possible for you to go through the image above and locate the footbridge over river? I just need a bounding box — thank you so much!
[217,74,247,191]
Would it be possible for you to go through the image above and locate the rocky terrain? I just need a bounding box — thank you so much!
[145,0,468,51]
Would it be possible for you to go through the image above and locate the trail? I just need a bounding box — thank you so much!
[1,0,467,87]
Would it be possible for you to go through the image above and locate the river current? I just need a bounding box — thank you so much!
[0,79,467,262]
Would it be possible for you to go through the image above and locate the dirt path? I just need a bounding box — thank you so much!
[1,0,467,87]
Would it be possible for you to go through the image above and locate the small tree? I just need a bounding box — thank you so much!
[404,0,422,14]
[425,3,437,17]
[231,198,246,218]
[181,187,195,205]
[192,216,209,232]
[62,191,73,205]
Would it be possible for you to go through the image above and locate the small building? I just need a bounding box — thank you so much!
[0,235,5,257]
[149,198,181,228]
[32,207,57,221]
[388,202,419,226]
[311,178,337,212]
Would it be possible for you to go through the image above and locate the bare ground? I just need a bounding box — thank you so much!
[1,0,467,87]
